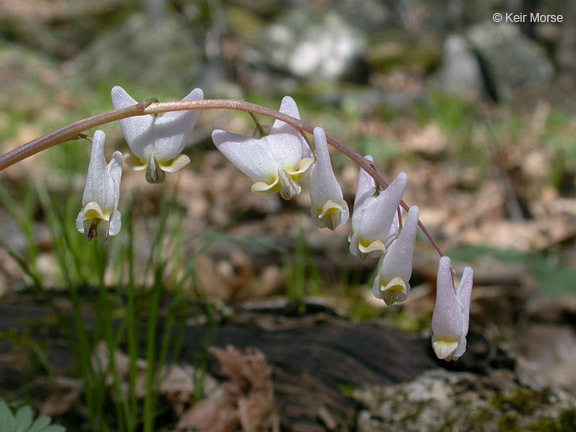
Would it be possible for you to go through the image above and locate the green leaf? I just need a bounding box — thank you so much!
[0,401,16,432]
[27,416,51,432]
[43,425,66,432]
[15,406,33,432]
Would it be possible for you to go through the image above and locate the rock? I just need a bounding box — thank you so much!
[354,368,576,432]
[517,324,576,396]
[466,22,554,102]
[332,0,390,32]
[253,8,367,81]
[68,13,205,92]
[435,34,484,101]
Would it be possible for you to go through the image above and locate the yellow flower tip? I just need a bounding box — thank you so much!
[251,176,280,195]
[82,202,110,221]
[318,200,344,218]
[359,239,385,257]
[290,157,315,181]
[123,152,147,171]
[317,200,345,231]
[432,337,460,361]
[159,154,191,173]
[380,277,408,305]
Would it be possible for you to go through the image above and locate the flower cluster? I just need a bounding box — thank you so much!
[76,88,473,361]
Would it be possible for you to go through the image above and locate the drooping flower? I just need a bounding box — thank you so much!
[212,96,314,200]
[111,85,203,183]
[349,168,407,260]
[76,130,123,241]
[309,127,349,230]
[372,206,419,305]
[431,256,474,361]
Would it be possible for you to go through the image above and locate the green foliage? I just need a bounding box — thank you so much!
[0,400,65,432]
[542,110,576,190]
[284,230,322,300]
[416,93,477,134]
[449,245,576,298]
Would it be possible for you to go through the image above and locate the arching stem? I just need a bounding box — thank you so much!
[0,99,444,257]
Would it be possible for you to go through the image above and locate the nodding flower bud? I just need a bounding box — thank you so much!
[111,85,203,183]
[349,170,407,260]
[309,127,349,230]
[372,206,419,305]
[212,96,314,200]
[431,256,473,361]
[76,130,123,241]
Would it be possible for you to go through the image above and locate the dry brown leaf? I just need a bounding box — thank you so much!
[177,346,279,432]
[40,377,82,416]
[177,387,240,432]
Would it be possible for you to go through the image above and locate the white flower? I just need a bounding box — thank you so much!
[111,85,203,183]
[372,206,419,305]
[76,130,123,241]
[212,96,314,200]
[349,167,407,260]
[431,256,474,361]
[309,127,349,230]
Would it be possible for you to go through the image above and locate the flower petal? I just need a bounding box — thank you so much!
[372,206,419,304]
[432,257,463,342]
[353,155,376,209]
[111,86,154,159]
[109,209,122,237]
[309,128,347,229]
[385,207,402,249]
[123,152,148,171]
[271,96,301,135]
[270,96,312,159]
[266,133,310,173]
[251,175,280,195]
[82,131,115,212]
[145,157,166,184]
[108,151,123,206]
[312,199,349,230]
[212,129,277,182]
[350,172,407,259]
[159,154,191,173]
[431,336,460,360]
[277,168,301,200]
[153,88,203,161]
[456,266,473,337]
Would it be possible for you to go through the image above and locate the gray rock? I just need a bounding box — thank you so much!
[354,369,576,432]
[253,8,367,81]
[435,34,484,101]
[68,13,205,92]
[466,22,554,101]
[333,0,390,31]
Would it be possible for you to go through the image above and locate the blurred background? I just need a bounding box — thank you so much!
[1,0,576,431]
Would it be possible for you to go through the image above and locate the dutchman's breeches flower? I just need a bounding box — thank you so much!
[349,169,407,260]
[309,127,349,230]
[212,96,314,200]
[76,130,123,241]
[111,85,203,184]
[431,256,473,361]
[373,206,419,305]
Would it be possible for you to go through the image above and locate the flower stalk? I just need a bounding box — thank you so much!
[0,98,444,256]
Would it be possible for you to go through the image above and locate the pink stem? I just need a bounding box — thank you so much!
[0,99,445,256]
